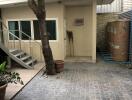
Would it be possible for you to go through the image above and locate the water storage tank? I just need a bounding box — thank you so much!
[111,20,129,61]
[109,22,115,54]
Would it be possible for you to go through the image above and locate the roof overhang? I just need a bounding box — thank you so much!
[97,0,114,5]
[0,0,114,8]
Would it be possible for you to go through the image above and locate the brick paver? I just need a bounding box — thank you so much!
[13,61,132,100]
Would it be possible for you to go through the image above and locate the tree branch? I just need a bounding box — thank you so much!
[28,0,46,19]
[38,0,45,9]
[38,0,46,19]
[28,0,38,15]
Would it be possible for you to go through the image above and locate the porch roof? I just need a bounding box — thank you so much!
[0,0,114,7]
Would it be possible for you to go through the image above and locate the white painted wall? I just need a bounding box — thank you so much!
[2,3,65,61]
[97,0,132,13]
[123,0,132,12]
[1,2,98,62]
[97,0,122,13]
[66,6,93,57]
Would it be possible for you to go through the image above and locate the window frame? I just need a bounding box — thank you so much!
[7,18,59,43]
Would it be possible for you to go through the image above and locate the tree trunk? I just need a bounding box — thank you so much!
[39,19,56,75]
[28,0,56,75]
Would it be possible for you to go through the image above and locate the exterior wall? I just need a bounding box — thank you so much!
[66,6,93,57]
[65,0,97,62]
[97,0,132,51]
[66,0,96,62]
[97,13,119,51]
[97,0,122,13]
[97,0,132,13]
[1,3,65,61]
[1,1,97,62]
[123,0,132,12]
[92,0,97,62]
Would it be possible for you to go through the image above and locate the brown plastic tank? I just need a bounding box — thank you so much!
[111,20,129,61]
[109,22,115,54]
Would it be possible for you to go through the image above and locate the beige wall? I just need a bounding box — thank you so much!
[66,6,93,57]
[97,13,118,50]
[1,3,65,61]
[1,2,97,62]
[92,0,97,63]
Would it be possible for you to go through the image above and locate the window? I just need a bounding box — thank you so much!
[8,21,19,40]
[8,19,57,41]
[46,20,57,40]
[33,20,40,40]
[33,20,57,40]
[20,21,31,40]
[8,21,31,40]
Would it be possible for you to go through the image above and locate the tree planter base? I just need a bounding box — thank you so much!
[55,60,64,73]
[47,69,56,75]
[0,84,7,100]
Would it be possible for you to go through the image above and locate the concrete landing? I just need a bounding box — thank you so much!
[5,62,45,100]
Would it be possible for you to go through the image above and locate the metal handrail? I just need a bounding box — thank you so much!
[19,30,43,61]
[0,19,7,29]
[9,31,23,41]
[19,30,42,47]
[0,20,41,47]
[7,30,42,47]
[11,30,43,61]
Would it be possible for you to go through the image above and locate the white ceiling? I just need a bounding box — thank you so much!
[0,0,114,8]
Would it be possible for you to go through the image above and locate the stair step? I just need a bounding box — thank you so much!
[25,59,37,66]
[14,52,25,57]
[9,49,37,68]
[10,49,21,54]
[21,55,31,61]
[9,49,18,53]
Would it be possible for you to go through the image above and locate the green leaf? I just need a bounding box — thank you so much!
[15,73,19,76]
[0,62,6,72]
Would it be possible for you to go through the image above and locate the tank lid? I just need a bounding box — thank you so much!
[108,18,130,23]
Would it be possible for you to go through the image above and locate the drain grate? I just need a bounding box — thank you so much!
[98,51,132,64]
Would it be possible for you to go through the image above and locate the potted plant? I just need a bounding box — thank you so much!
[0,62,23,100]
[54,60,64,73]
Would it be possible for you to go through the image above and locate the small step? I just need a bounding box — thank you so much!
[25,59,37,66]
[9,48,37,68]
[21,55,31,61]
[10,49,20,54]
[14,52,25,57]
[9,49,18,53]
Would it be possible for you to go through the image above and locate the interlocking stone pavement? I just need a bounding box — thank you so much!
[13,60,132,100]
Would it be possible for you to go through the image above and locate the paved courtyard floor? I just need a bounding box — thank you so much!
[13,60,132,100]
